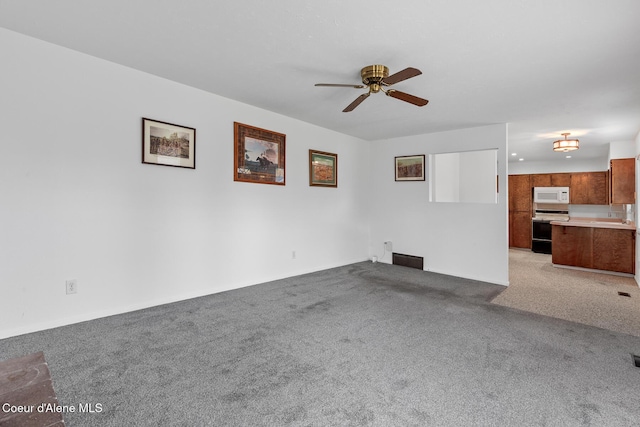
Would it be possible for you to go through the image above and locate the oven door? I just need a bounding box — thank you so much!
[532,220,552,240]
[531,220,552,254]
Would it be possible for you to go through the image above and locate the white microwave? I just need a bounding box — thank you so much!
[533,187,570,204]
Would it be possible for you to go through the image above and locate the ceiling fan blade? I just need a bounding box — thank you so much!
[343,93,370,112]
[386,90,429,107]
[315,83,366,88]
[382,67,422,86]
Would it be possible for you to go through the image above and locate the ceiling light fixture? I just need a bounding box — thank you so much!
[553,133,579,152]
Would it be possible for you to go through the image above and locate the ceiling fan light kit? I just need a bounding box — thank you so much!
[553,133,580,152]
[315,64,429,112]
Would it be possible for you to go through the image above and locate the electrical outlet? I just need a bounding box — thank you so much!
[384,241,392,251]
[66,279,77,295]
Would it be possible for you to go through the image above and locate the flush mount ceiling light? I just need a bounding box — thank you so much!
[553,133,580,152]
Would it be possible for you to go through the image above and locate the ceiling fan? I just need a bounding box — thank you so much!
[315,65,429,112]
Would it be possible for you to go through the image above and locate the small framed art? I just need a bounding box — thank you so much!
[142,118,195,169]
[234,122,286,185]
[309,150,337,188]
[395,155,425,181]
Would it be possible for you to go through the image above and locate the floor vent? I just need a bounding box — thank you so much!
[633,355,640,368]
[618,291,631,297]
[392,253,424,270]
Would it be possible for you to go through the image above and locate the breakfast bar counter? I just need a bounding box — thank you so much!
[550,218,636,275]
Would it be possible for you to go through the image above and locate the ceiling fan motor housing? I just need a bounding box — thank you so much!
[361,65,389,92]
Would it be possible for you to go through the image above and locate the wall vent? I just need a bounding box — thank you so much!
[392,253,424,270]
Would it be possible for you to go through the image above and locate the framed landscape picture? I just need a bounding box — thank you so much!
[309,150,337,188]
[142,118,195,169]
[234,122,286,185]
[395,155,425,181]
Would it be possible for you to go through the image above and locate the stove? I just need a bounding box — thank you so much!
[531,205,569,254]
[533,211,569,222]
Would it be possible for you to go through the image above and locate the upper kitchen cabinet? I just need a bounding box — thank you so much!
[530,173,571,188]
[530,174,551,187]
[550,173,571,187]
[570,172,608,205]
[610,158,635,204]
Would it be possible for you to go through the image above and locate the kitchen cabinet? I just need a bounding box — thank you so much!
[510,211,532,248]
[551,173,571,187]
[592,228,635,274]
[509,174,531,249]
[610,158,635,204]
[530,173,571,187]
[570,171,608,205]
[551,225,592,267]
[531,174,551,187]
[552,224,635,274]
[509,174,531,211]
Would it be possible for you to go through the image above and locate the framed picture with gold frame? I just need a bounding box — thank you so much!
[309,150,337,188]
[234,122,286,185]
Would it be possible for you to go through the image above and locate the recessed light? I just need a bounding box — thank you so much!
[518,158,524,162]
[511,153,517,156]
[566,155,572,158]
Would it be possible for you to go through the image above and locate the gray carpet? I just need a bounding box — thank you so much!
[1,262,640,426]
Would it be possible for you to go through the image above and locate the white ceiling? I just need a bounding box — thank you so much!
[2,0,639,164]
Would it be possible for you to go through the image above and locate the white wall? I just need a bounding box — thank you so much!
[0,29,371,338]
[509,141,635,176]
[507,158,608,175]
[368,124,509,285]
[609,140,636,161]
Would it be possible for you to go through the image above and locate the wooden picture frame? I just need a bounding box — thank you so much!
[395,155,425,181]
[142,118,195,169]
[309,150,337,188]
[234,122,286,185]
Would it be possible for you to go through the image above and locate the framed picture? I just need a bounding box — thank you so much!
[395,155,425,181]
[309,150,337,188]
[234,122,286,185]
[142,118,195,169]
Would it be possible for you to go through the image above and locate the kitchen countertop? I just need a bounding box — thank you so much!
[550,217,636,230]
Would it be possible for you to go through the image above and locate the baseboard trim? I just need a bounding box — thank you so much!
[0,257,371,340]
[552,264,635,278]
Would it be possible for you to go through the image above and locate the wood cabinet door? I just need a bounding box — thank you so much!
[610,158,635,204]
[552,225,592,267]
[589,171,609,204]
[550,173,571,187]
[531,174,551,187]
[592,228,635,274]
[509,175,531,211]
[531,173,571,188]
[509,211,531,248]
[570,172,608,205]
[570,173,589,204]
